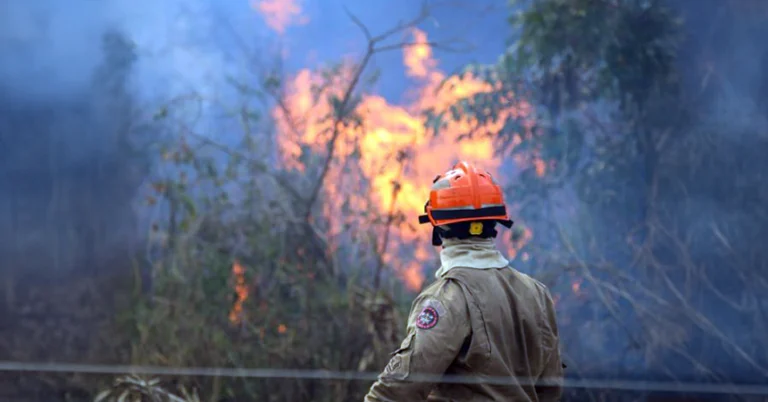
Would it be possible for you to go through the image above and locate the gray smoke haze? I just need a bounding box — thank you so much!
[0,1,109,102]
[0,0,246,283]
[0,0,513,285]
[572,0,768,383]
[0,0,170,282]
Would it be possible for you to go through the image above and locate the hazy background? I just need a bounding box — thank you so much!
[0,0,766,400]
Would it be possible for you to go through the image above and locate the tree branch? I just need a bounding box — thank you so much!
[302,6,432,221]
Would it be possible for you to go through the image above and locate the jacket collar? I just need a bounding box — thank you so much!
[436,237,510,278]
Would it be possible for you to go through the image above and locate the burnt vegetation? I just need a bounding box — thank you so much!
[1,0,767,401]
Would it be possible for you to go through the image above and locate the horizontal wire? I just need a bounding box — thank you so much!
[1,361,767,395]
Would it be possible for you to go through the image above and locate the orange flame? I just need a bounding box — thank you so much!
[252,0,308,34]
[275,29,539,291]
[229,260,249,324]
[404,29,437,79]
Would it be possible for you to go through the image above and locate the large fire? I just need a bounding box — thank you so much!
[272,26,538,291]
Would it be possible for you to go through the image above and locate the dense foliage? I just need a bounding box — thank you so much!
[446,0,768,394]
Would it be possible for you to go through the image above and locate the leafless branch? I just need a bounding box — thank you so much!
[343,6,372,42]
[374,41,472,53]
[302,6,435,221]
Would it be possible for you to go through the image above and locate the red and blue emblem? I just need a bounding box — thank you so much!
[416,306,439,329]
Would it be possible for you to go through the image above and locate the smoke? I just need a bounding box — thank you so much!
[667,0,768,257]
[0,1,111,102]
[0,0,174,282]
[0,0,282,288]
[563,0,768,383]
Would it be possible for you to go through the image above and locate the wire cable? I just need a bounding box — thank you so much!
[1,361,767,395]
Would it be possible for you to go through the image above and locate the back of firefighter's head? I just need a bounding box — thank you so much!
[438,220,499,242]
[418,161,514,246]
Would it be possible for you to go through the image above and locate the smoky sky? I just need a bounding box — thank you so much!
[1,1,114,102]
[0,0,509,280]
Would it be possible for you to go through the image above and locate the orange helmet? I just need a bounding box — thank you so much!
[418,161,513,245]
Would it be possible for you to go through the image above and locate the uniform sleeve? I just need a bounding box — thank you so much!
[536,287,564,402]
[364,280,471,402]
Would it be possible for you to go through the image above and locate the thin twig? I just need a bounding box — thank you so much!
[181,129,305,203]
[372,150,410,290]
[343,6,372,42]
[374,41,472,53]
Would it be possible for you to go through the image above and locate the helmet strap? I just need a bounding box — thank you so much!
[431,227,443,246]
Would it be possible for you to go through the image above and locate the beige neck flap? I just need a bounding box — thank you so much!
[436,237,510,278]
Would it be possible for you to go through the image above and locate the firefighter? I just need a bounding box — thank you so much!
[364,161,564,402]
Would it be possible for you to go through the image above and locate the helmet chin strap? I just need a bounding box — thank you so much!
[420,210,446,246]
[431,222,513,247]
[432,227,444,246]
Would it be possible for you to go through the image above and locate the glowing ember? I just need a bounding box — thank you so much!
[274,28,538,291]
[571,278,582,295]
[229,260,249,324]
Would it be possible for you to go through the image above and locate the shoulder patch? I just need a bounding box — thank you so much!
[415,299,445,329]
[416,306,439,329]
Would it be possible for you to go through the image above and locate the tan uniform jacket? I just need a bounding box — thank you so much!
[364,266,563,402]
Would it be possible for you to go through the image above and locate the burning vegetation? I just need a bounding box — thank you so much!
[228,260,248,324]
[275,27,540,291]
